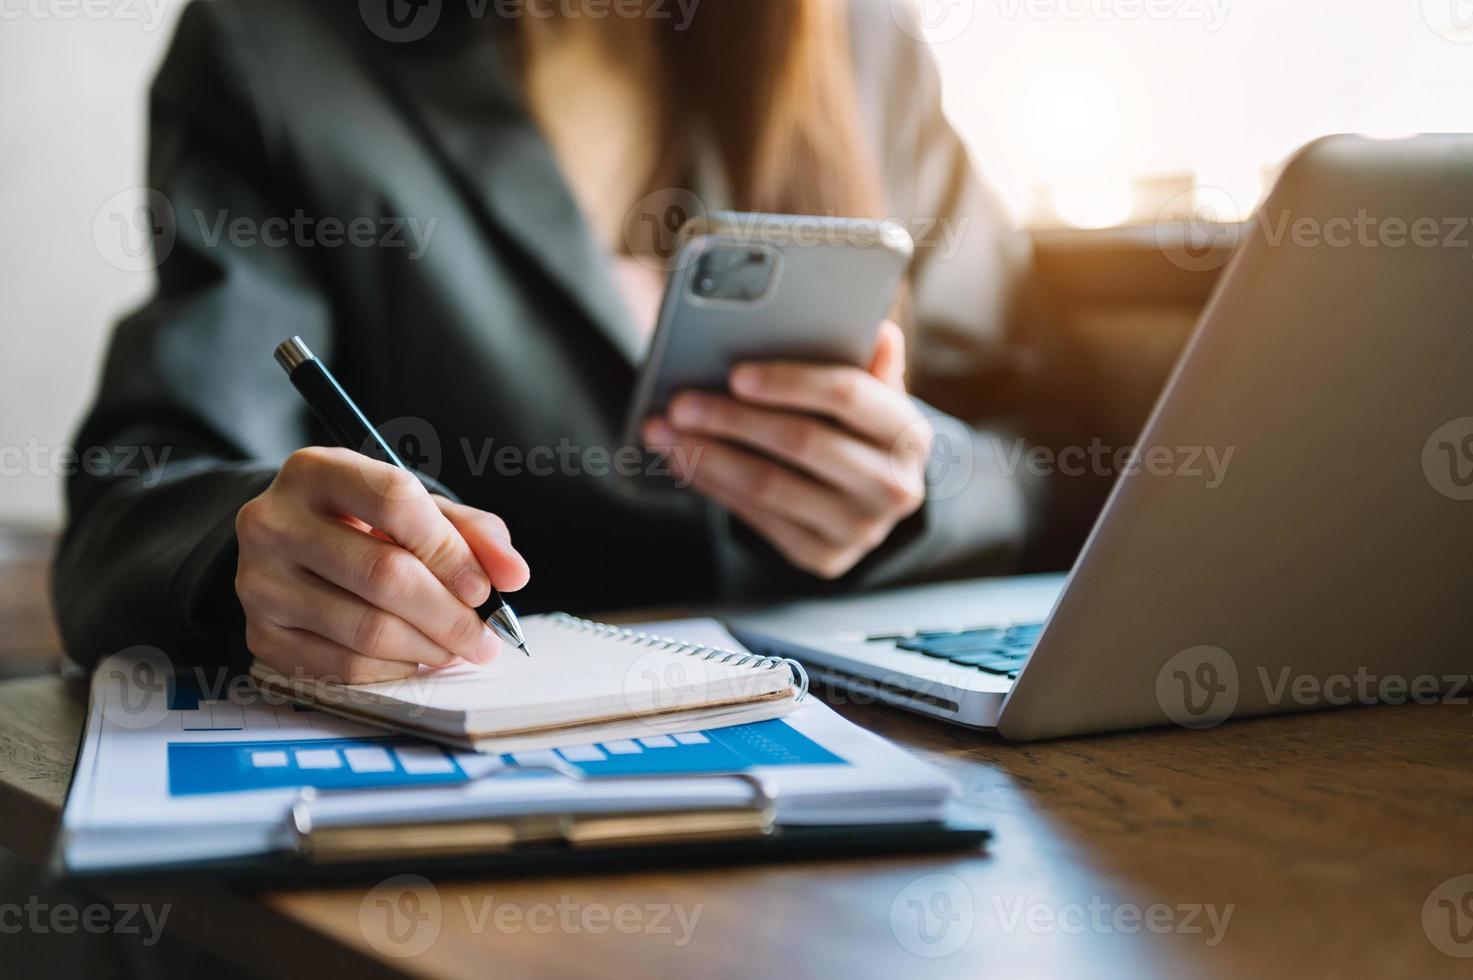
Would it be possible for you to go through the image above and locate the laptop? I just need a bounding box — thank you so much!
[728,134,1473,740]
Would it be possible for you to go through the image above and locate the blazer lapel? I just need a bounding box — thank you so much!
[372,33,646,366]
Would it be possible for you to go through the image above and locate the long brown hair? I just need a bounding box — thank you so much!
[658,0,882,218]
[513,1,882,219]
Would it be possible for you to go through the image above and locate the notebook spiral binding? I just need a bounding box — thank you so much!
[548,613,809,701]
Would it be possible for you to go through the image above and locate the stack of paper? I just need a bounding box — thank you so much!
[59,621,958,875]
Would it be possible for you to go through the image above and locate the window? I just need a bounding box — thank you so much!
[915,0,1473,228]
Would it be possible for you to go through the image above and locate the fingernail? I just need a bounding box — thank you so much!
[731,365,761,395]
[669,395,705,427]
[453,568,491,606]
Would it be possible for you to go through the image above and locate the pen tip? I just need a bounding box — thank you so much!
[519,643,531,657]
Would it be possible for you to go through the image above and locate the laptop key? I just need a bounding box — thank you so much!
[906,639,1003,659]
[975,660,1024,676]
[921,642,1012,659]
[898,630,1007,655]
[949,652,1019,668]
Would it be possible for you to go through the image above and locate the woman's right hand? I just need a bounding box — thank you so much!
[234,447,530,684]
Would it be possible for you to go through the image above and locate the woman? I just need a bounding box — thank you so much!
[54,0,1044,680]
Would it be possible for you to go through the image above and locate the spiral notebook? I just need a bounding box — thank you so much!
[250,614,808,754]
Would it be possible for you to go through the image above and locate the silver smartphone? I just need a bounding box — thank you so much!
[623,212,915,447]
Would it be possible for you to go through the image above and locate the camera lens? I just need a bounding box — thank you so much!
[690,245,776,302]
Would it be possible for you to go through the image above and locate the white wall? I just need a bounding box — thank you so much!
[0,0,185,527]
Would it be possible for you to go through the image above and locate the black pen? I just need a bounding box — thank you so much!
[273,336,529,656]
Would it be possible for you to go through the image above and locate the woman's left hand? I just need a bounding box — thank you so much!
[643,321,933,579]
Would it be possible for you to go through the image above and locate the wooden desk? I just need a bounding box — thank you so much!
[2,549,1471,978]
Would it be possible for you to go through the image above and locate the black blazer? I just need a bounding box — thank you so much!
[54,0,1048,669]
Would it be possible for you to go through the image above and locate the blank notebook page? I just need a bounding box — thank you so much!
[253,614,796,737]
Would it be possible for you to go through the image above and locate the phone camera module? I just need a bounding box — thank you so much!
[690,245,777,303]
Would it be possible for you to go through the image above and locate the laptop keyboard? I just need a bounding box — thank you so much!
[870,623,1044,679]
